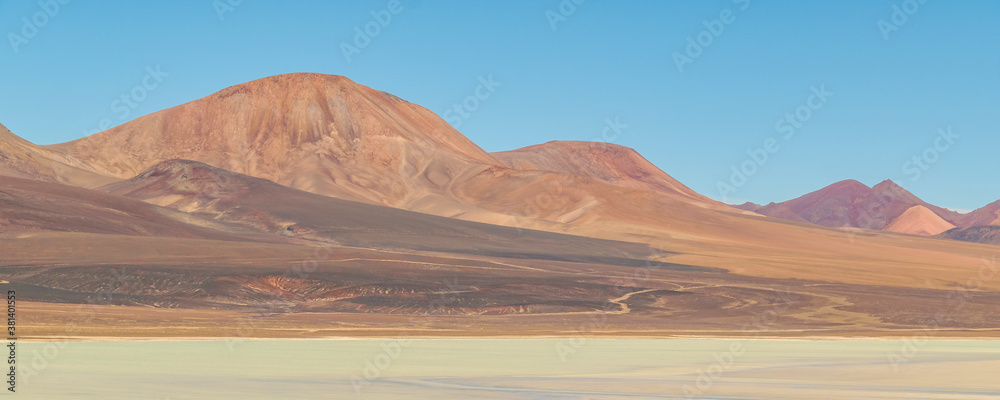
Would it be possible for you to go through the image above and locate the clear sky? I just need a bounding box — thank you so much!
[1,1,998,211]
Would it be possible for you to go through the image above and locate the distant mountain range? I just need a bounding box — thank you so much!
[736,179,1000,243]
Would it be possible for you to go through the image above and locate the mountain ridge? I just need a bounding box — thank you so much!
[737,178,999,237]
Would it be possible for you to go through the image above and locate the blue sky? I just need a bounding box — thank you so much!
[1,1,998,211]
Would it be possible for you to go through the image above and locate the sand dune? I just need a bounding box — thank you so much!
[884,205,956,236]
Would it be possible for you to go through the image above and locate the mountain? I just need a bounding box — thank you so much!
[43,73,736,238]
[35,72,993,253]
[754,202,810,223]
[47,73,498,210]
[777,179,909,229]
[962,200,1000,227]
[939,225,1000,245]
[734,202,762,212]
[883,205,956,236]
[0,122,116,187]
[870,180,966,225]
[742,179,998,236]
[98,159,678,265]
[0,175,281,242]
[491,141,715,205]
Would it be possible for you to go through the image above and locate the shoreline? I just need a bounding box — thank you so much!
[19,334,1000,342]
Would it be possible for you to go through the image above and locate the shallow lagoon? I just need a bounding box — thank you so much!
[15,339,1000,399]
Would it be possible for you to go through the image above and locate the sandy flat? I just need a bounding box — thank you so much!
[12,339,1000,399]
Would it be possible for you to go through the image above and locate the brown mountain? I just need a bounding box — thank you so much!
[47,73,499,211]
[42,73,736,237]
[491,141,716,205]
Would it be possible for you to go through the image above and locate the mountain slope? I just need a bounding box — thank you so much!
[99,159,681,265]
[962,200,1000,227]
[0,175,282,243]
[0,123,116,187]
[939,225,1000,245]
[491,141,719,207]
[754,202,810,223]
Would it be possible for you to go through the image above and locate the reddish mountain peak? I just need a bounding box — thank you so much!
[757,178,969,231]
[790,179,872,207]
[828,179,871,191]
[773,180,891,228]
[494,141,650,179]
[869,180,968,225]
[872,179,900,190]
[872,179,922,203]
[492,140,716,205]
[734,201,762,212]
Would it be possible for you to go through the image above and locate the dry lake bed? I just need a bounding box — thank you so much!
[13,339,1000,399]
